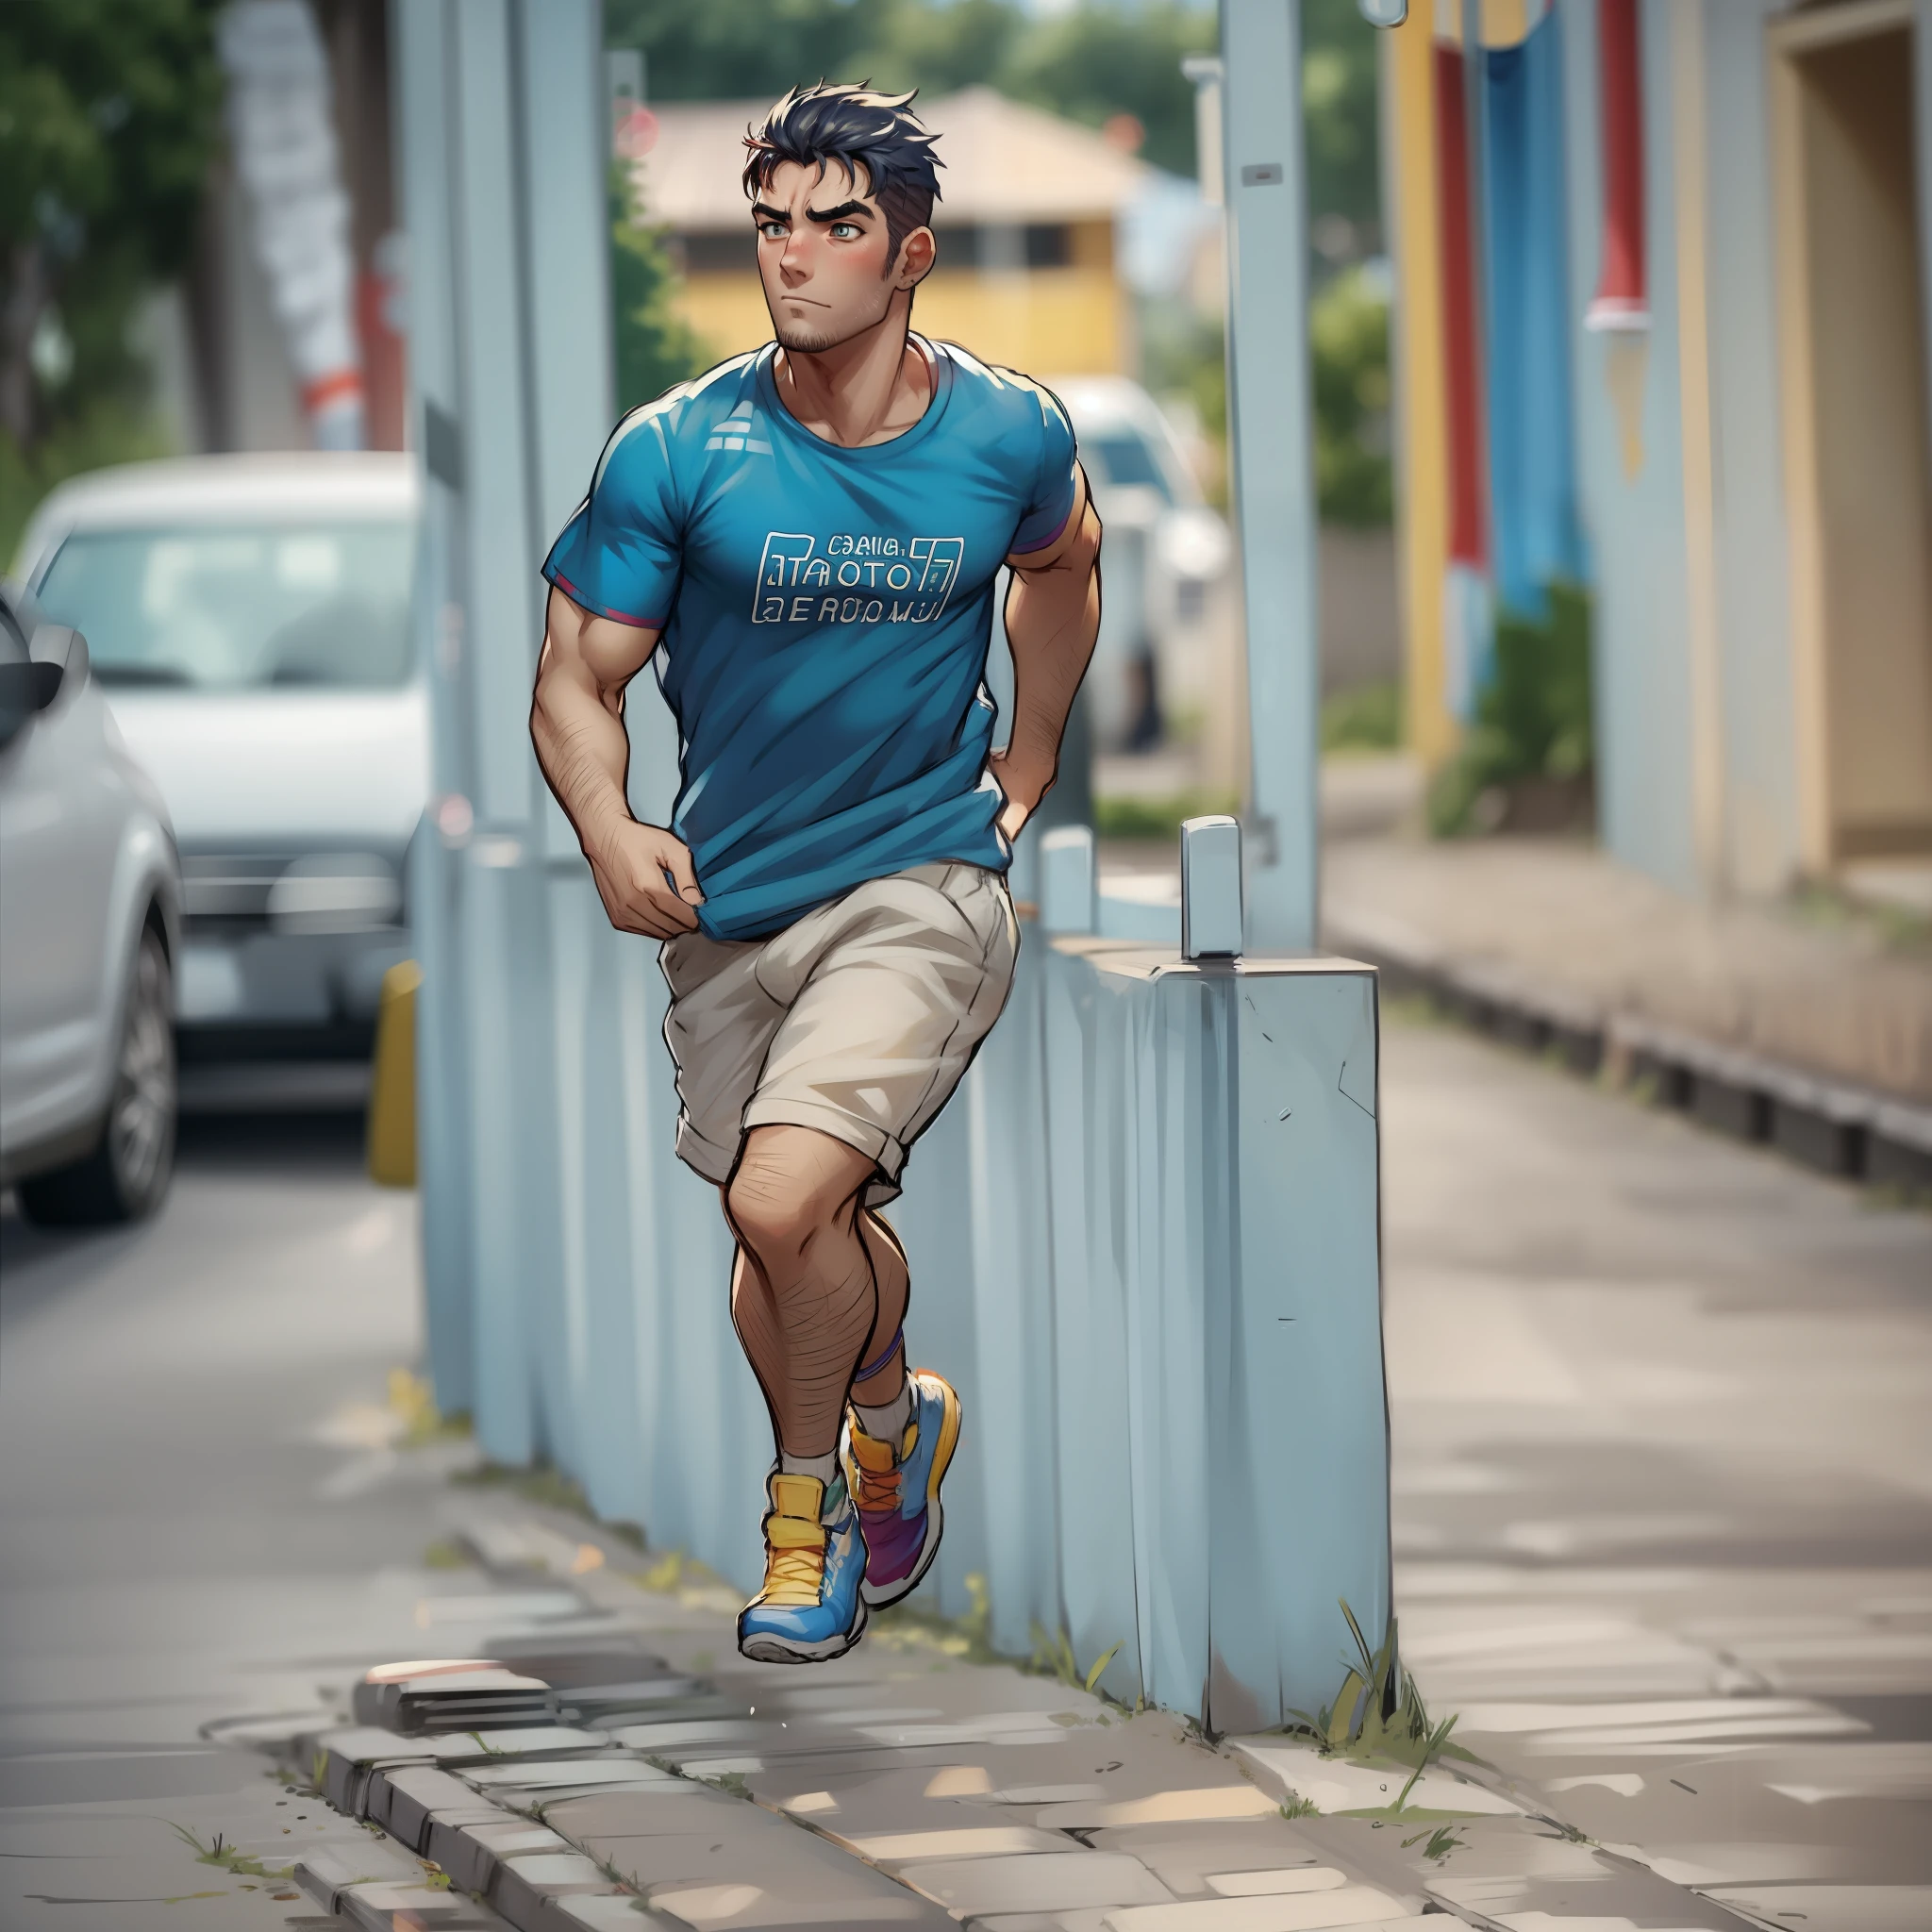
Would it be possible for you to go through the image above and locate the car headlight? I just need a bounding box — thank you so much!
[266,853,402,934]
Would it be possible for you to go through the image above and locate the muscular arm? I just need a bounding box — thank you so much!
[530,585,704,938]
[991,466,1102,841]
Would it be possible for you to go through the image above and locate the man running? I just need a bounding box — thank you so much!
[530,83,1100,1663]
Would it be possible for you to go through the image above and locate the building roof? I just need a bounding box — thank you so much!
[632,86,1151,234]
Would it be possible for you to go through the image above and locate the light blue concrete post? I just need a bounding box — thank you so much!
[1039,825,1098,935]
[1221,0,1321,950]
[396,0,616,1472]
[1180,815,1244,959]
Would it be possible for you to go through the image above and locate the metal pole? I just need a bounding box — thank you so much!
[1220,0,1320,952]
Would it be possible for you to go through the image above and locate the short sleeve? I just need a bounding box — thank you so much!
[1008,382,1079,557]
[541,407,684,627]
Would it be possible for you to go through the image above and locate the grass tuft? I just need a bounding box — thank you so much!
[1403,1823,1467,1861]
[1282,1598,1472,1774]
[170,1825,293,1882]
[1027,1622,1126,1698]
[870,1571,1002,1665]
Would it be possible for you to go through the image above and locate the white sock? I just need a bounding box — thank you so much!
[853,1375,913,1445]
[777,1449,838,1489]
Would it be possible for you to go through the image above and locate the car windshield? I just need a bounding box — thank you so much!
[1083,431,1174,504]
[34,522,416,691]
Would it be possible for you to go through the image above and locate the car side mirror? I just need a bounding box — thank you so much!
[30,624,90,697]
[0,627,89,747]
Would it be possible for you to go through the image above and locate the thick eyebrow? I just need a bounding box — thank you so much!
[750,202,790,225]
[805,201,872,225]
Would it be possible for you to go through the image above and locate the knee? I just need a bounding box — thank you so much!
[726,1150,841,1273]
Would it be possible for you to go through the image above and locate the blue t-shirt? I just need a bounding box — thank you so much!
[542,337,1079,941]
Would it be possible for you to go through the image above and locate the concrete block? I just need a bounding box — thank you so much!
[1772,1102,1866,1177]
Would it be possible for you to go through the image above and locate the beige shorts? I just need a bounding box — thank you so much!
[659,862,1020,1206]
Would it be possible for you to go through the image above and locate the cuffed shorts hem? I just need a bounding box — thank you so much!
[660,861,1016,1212]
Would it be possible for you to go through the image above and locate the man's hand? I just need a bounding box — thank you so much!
[585,819,706,939]
[986,746,1056,842]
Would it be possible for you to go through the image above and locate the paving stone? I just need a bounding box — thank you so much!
[1199,1869,1352,1897]
[1227,1741,1524,1820]
[1101,1892,1412,1931]
[898,1851,1174,1913]
[1036,1786,1281,1830]
[642,1880,937,1928]
[1085,1824,1339,1897]
[433,1726,615,1762]
[844,1822,1074,1866]
[576,1830,769,1889]
[1700,1883,1932,1931]
[334,1879,508,1929]
[372,1763,511,1847]
[463,1757,676,1791]
[294,1837,427,1911]
[489,1848,625,1925]
[614,1719,772,1752]
[541,1786,746,1839]
[1430,1865,1753,1929]
[552,1895,684,1930]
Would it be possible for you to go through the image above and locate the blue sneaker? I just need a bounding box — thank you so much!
[842,1369,961,1608]
[736,1471,868,1664]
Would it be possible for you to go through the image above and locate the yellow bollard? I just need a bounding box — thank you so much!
[367,959,422,1188]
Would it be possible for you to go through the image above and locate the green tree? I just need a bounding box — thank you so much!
[610,173,711,412]
[0,0,225,453]
[1309,266,1391,525]
[993,3,1214,177]
[602,0,897,106]
[1300,0,1381,252]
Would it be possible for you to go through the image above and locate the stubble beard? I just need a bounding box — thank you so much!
[771,313,847,354]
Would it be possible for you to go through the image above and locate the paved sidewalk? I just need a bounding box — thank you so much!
[250,1491,1766,1931]
[8,1020,1927,1929]
[1321,833,1932,1108]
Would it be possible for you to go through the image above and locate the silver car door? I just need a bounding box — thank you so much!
[0,639,123,1148]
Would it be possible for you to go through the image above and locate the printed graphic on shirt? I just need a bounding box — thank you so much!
[752,531,965,625]
[705,406,774,455]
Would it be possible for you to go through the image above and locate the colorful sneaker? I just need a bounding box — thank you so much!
[842,1369,961,1609]
[736,1471,868,1665]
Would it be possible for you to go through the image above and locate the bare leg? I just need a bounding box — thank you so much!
[851,1209,908,1404]
[724,1124,882,1459]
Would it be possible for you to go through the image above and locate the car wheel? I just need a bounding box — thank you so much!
[16,927,177,1226]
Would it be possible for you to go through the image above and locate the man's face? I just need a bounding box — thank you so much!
[750,158,927,353]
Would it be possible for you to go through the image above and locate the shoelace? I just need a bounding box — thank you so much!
[759,1541,825,1608]
[851,1421,918,1514]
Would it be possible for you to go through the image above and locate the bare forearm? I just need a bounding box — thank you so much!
[532,657,634,853]
[1003,540,1099,772]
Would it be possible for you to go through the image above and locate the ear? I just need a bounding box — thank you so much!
[895,225,936,291]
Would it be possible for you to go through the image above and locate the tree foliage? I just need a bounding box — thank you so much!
[605,0,1216,178]
[0,0,225,453]
[609,173,712,413]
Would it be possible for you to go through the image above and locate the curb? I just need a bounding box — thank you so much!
[1325,906,1932,1191]
[291,1726,653,1930]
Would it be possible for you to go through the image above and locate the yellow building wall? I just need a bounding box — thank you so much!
[1385,11,1457,769]
[675,265,1129,378]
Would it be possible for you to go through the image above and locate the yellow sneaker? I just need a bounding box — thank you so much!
[736,1470,868,1664]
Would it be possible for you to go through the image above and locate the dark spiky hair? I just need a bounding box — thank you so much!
[742,82,943,269]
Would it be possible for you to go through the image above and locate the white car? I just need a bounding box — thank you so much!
[0,583,182,1223]
[15,455,428,1083]
[1047,376,1232,753]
